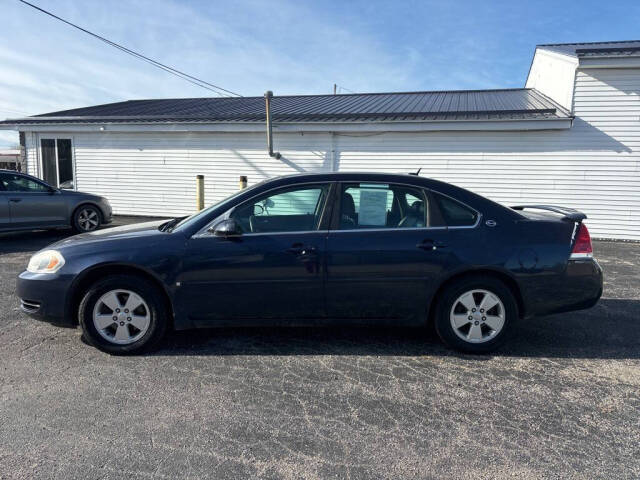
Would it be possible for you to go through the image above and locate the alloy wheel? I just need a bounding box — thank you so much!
[78,208,99,231]
[92,289,151,345]
[449,289,505,343]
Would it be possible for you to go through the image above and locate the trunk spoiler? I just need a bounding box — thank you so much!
[511,205,587,222]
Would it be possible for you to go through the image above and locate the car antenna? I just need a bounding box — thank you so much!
[409,168,422,176]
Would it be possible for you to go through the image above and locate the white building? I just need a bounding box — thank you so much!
[0,148,21,170]
[1,40,639,240]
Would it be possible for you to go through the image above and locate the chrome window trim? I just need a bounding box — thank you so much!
[226,229,330,238]
[329,226,448,234]
[192,179,483,238]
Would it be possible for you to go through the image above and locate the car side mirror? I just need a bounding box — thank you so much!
[211,218,241,237]
[48,187,59,194]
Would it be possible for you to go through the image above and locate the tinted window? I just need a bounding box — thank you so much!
[230,184,329,233]
[41,139,57,186]
[0,173,50,192]
[57,139,74,189]
[40,138,74,188]
[432,192,478,226]
[339,183,427,229]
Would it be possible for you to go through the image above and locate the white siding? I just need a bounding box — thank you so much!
[338,68,640,240]
[526,48,578,110]
[19,69,640,240]
[25,131,38,176]
[70,131,333,217]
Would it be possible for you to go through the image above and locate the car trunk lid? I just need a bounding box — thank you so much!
[510,205,592,259]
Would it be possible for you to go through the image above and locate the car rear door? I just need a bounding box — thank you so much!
[324,181,450,323]
[0,172,67,228]
[176,183,333,325]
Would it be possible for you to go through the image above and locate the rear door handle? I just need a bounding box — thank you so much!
[417,239,447,251]
[9,198,22,203]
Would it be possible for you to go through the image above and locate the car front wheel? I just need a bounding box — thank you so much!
[79,275,168,354]
[434,276,517,353]
[73,205,102,233]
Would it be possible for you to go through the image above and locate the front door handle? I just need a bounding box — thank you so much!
[417,239,447,251]
[286,243,317,256]
[287,243,319,274]
[9,198,22,203]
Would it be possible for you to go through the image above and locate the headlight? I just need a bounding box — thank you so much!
[27,250,65,274]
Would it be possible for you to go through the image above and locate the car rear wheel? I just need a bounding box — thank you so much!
[434,276,517,353]
[73,205,101,233]
[79,275,168,354]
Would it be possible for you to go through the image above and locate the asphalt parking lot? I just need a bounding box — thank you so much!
[1,219,639,479]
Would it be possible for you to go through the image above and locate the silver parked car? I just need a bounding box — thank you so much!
[0,170,112,233]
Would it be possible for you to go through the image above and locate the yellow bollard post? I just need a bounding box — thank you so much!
[196,175,204,211]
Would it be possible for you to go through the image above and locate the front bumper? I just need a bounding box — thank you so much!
[101,201,113,225]
[16,271,76,327]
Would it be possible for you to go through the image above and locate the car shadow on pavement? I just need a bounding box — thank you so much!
[156,298,640,360]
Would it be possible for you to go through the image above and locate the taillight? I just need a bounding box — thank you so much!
[571,223,593,259]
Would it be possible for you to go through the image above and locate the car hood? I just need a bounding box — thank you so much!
[50,220,169,249]
[59,189,104,200]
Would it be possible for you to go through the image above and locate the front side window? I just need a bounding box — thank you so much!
[431,191,478,227]
[338,183,427,230]
[230,184,329,234]
[0,173,50,192]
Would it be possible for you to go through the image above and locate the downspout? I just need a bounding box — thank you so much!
[264,91,281,159]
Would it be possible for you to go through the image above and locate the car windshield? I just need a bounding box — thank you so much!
[172,180,267,231]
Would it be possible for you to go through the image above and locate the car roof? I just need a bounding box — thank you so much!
[264,171,469,195]
[269,171,431,183]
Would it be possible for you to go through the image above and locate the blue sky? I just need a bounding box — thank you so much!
[1,0,639,146]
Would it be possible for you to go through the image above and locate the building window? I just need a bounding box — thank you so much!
[40,138,74,189]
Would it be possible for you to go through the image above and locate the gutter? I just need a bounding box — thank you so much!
[0,117,574,134]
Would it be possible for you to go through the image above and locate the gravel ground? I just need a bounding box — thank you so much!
[0,220,639,479]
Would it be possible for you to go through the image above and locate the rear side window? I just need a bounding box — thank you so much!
[431,192,478,227]
[338,182,427,229]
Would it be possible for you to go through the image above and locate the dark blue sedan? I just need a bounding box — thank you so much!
[16,172,602,354]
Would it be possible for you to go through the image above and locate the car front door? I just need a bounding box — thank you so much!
[325,181,451,323]
[0,173,67,229]
[175,183,333,326]
[0,184,10,229]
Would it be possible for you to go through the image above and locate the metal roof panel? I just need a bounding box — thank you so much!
[537,40,640,57]
[0,88,572,126]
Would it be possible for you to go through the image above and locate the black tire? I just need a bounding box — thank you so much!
[72,204,102,233]
[78,275,168,355]
[434,276,517,354]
